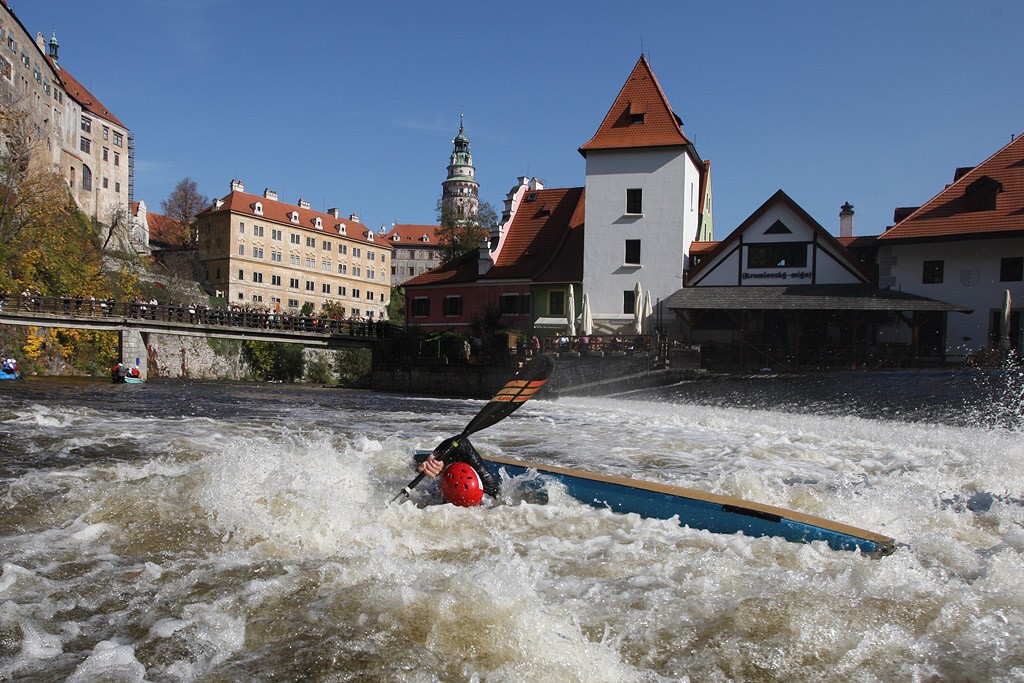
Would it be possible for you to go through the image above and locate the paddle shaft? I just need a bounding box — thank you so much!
[390,354,554,501]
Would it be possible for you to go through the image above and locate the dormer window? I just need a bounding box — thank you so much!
[314,217,323,229]
[391,234,400,241]
[338,223,347,235]
[367,232,374,242]
[628,100,646,124]
[253,202,263,216]
[421,234,430,242]
[289,211,299,223]
[965,175,1002,212]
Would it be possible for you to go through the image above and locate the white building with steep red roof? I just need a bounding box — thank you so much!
[579,55,713,333]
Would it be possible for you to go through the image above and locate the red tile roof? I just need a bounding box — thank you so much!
[199,190,390,248]
[879,134,1024,241]
[403,187,585,287]
[48,57,127,129]
[579,55,691,155]
[384,224,442,246]
[690,241,720,254]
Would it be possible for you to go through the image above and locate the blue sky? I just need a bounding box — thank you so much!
[15,0,1024,238]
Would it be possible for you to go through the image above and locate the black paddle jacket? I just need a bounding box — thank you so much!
[434,437,501,498]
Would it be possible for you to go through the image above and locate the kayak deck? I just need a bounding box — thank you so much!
[482,454,894,556]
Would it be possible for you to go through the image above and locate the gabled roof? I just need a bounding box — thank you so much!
[403,187,585,287]
[47,57,127,129]
[879,133,1024,241]
[579,55,691,155]
[384,224,442,246]
[198,190,389,248]
[685,189,873,285]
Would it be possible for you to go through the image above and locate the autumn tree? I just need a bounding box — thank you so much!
[434,199,498,263]
[160,177,209,248]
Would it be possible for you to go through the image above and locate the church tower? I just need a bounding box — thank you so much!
[441,115,479,224]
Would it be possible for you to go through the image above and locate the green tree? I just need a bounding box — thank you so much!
[160,177,209,248]
[242,341,305,382]
[387,286,405,324]
[435,199,498,263]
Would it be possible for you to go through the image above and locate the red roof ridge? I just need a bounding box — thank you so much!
[879,133,1024,241]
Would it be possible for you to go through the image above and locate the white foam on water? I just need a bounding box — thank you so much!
[0,382,1022,680]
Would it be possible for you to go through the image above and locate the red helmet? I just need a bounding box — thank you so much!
[440,462,484,507]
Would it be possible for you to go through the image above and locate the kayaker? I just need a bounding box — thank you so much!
[417,436,501,503]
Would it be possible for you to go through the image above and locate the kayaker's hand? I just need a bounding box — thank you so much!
[418,454,444,478]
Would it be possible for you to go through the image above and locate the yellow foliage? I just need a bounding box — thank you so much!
[22,327,46,360]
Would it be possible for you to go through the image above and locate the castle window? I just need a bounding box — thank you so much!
[625,239,641,266]
[1000,257,1023,282]
[290,211,299,223]
[81,165,92,191]
[315,217,322,229]
[412,298,430,317]
[922,260,944,284]
[254,202,263,216]
[79,137,91,153]
[81,116,91,134]
[747,243,807,269]
[625,188,643,215]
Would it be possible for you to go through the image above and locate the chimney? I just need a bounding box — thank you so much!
[298,198,311,210]
[230,179,245,192]
[349,212,360,223]
[328,208,341,218]
[477,239,493,276]
[839,202,854,238]
[214,198,224,209]
[36,32,45,52]
[263,188,278,201]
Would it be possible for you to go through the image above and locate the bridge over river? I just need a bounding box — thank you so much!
[0,294,397,378]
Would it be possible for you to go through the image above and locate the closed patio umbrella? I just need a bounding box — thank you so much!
[643,289,654,334]
[633,282,643,334]
[580,293,593,336]
[1001,289,1012,351]
[566,285,576,337]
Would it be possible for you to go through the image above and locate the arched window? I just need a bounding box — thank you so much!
[81,164,92,191]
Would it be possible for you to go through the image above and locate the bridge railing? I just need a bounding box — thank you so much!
[0,293,398,339]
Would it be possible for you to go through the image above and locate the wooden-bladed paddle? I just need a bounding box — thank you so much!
[390,354,555,502]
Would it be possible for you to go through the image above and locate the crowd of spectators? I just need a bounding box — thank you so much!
[0,291,389,338]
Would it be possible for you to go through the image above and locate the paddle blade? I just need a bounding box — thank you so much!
[460,354,555,438]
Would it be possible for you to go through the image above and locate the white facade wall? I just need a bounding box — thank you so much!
[583,147,699,323]
[878,238,1023,356]
[691,202,866,287]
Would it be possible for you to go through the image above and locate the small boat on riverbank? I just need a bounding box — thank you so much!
[477,454,895,556]
[0,369,19,380]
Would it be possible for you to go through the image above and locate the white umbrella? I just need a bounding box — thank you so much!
[580,293,593,336]
[566,285,576,337]
[1000,289,1012,351]
[633,282,643,334]
[643,289,654,334]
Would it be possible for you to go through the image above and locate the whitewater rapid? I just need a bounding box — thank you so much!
[0,376,1022,680]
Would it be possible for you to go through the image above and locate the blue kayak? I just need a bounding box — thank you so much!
[424,452,894,556]
[0,370,19,380]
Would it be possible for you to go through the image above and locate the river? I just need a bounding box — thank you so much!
[0,368,1022,681]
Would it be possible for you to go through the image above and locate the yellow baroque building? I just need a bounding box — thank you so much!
[196,180,392,320]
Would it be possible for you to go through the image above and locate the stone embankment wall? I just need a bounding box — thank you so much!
[371,353,702,398]
[145,334,334,381]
